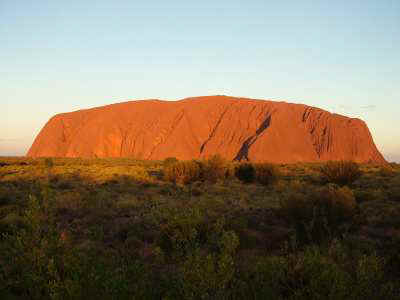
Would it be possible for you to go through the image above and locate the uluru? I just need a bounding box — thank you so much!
[27,96,386,163]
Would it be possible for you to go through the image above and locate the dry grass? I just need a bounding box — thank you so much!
[320,160,362,186]
[163,160,201,184]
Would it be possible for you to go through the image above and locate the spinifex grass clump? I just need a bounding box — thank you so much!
[202,154,229,183]
[163,155,231,184]
[163,160,201,184]
[320,160,362,186]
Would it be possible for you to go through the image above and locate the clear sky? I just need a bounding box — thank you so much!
[1,0,399,161]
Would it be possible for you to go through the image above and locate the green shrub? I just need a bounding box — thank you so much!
[235,163,255,183]
[284,245,394,299]
[158,208,205,257]
[163,160,201,184]
[320,161,362,186]
[280,184,357,244]
[177,231,239,299]
[284,246,351,299]
[254,163,280,185]
[0,194,64,298]
[233,241,397,300]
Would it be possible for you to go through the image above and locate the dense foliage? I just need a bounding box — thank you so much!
[0,157,400,299]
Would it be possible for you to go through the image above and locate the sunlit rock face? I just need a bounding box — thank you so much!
[27,96,386,164]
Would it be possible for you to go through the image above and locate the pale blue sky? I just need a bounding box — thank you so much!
[1,0,399,161]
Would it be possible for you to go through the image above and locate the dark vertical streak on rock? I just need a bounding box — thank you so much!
[234,115,271,161]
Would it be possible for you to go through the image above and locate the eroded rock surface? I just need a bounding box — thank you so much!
[27,96,386,163]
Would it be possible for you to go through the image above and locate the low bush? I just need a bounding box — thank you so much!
[163,157,179,167]
[129,167,152,183]
[158,208,205,257]
[44,157,54,168]
[235,163,255,183]
[202,154,229,183]
[0,194,156,298]
[177,230,239,299]
[163,160,201,184]
[163,155,232,184]
[378,165,396,177]
[254,163,280,186]
[236,240,397,299]
[280,184,357,244]
[353,188,386,203]
[320,160,362,186]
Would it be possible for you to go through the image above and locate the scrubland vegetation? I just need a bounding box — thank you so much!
[1,156,400,299]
